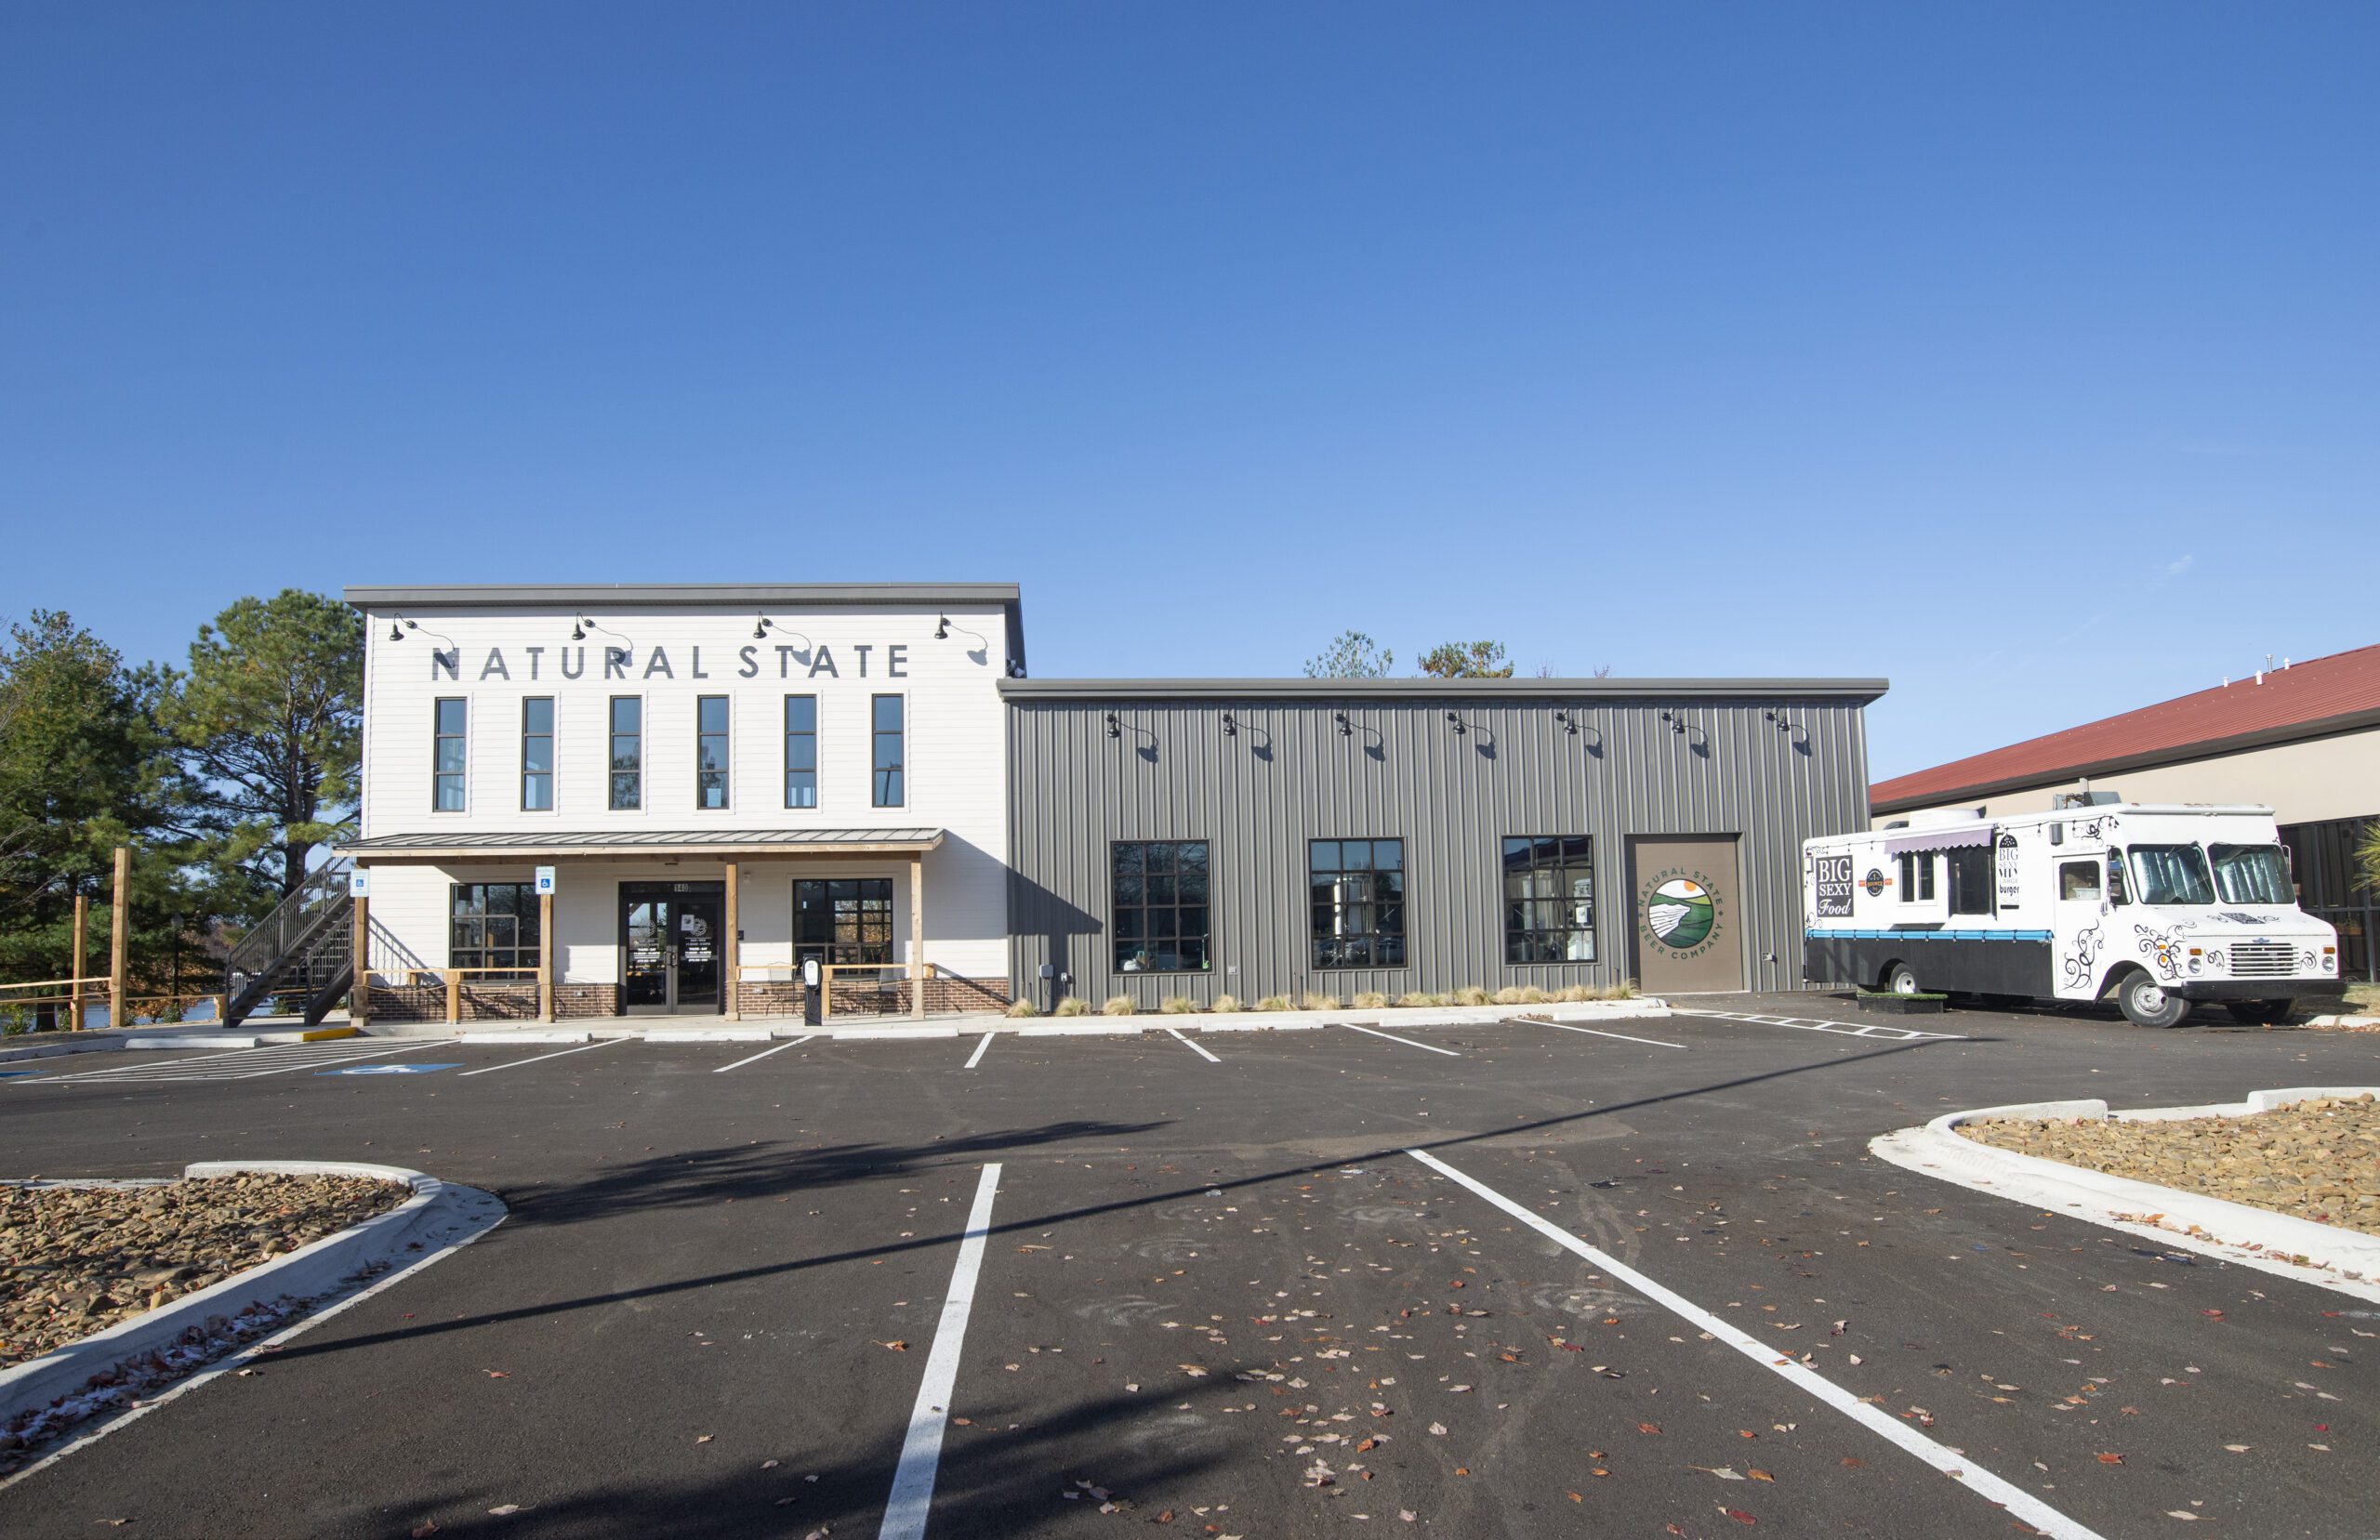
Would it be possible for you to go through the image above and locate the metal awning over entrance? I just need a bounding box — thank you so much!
[337,828,945,862]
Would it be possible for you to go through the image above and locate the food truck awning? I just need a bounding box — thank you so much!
[1882,825,1995,856]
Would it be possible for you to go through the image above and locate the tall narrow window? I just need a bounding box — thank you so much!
[1310,838,1406,968]
[871,693,906,807]
[1111,841,1211,972]
[432,698,467,811]
[696,695,730,809]
[520,697,554,810]
[608,696,641,810]
[1897,851,1937,902]
[784,695,818,809]
[1502,836,1595,963]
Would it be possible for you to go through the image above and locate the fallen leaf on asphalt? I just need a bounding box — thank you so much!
[488,1506,525,1517]
[411,1525,437,1538]
[696,1434,714,1444]
[2223,1444,2251,1453]
[1637,1422,1662,1435]
[1747,1470,1775,1482]
[875,1340,907,1351]
[1693,1466,1747,1481]
[483,1370,509,1379]
[1717,1507,1757,1525]
[2165,1514,2200,1522]
[762,1459,780,1469]
[2096,1453,2124,1465]
[1429,1422,1448,1436]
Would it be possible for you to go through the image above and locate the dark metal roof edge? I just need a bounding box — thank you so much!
[345,583,1021,610]
[1870,704,2380,813]
[998,677,1890,703]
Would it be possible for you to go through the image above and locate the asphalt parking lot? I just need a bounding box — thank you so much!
[3,995,2376,1539]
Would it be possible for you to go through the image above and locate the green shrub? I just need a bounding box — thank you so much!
[1254,994,1294,1012]
[1101,994,1137,1017]
[1352,991,1389,1009]
[0,1003,30,1036]
[1003,998,1040,1019]
[1053,996,1092,1018]
[1159,996,1200,1014]
[1210,994,1243,1013]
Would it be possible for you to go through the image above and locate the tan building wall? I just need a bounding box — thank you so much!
[1878,724,2380,827]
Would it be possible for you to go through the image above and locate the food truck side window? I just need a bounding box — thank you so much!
[2058,861,2101,902]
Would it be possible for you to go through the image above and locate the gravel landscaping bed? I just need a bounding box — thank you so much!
[1,1173,409,1369]
[1960,1094,2380,1235]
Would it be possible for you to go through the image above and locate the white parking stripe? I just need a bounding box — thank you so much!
[1165,1026,1220,1062]
[1407,1148,2105,1540]
[1342,1022,1461,1057]
[1674,1007,1964,1043]
[964,1032,994,1070]
[878,1163,1002,1540]
[455,1039,621,1077]
[1545,1022,1688,1049]
[714,1036,813,1073]
[234,1040,446,1077]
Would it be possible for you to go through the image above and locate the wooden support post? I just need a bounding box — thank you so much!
[910,854,925,1021]
[350,889,371,1030]
[445,971,461,1026]
[109,846,129,1033]
[70,893,87,1033]
[722,862,740,1021]
[538,891,555,1023]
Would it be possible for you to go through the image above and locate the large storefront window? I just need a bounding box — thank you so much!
[1311,838,1406,968]
[451,883,540,977]
[1502,836,1594,963]
[1112,841,1210,972]
[795,878,892,966]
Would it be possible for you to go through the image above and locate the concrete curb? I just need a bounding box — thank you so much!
[0,1161,506,1432]
[987,998,1672,1038]
[2306,1013,2380,1029]
[1871,1087,2380,1304]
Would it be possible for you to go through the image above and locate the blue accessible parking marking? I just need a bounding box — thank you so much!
[316,1062,464,1076]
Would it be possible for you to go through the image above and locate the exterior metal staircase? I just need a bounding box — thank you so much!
[222,856,355,1027]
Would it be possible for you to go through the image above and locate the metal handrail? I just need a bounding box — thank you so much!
[223,856,352,989]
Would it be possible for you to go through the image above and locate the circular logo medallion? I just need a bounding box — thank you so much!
[1646,878,1715,950]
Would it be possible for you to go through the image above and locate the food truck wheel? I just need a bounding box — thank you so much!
[2116,970,2190,1028]
[2224,999,2295,1025]
[1882,963,1921,995]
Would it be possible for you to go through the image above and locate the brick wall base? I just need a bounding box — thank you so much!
[735,974,1012,1020]
[361,978,1000,1021]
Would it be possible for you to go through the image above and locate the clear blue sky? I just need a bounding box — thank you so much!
[4,4,2373,780]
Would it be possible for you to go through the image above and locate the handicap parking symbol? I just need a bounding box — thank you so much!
[317,1063,463,1076]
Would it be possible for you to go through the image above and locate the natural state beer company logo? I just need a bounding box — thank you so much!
[1863,867,1888,898]
[1639,868,1723,957]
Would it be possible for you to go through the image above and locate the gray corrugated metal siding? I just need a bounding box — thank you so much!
[1006,692,1875,1007]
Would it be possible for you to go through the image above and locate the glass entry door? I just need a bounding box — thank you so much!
[619,882,726,1014]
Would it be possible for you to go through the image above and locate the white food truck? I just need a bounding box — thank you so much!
[1803,803,2345,1026]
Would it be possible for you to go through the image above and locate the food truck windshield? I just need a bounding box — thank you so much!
[2128,844,2215,905]
[2209,843,2294,904]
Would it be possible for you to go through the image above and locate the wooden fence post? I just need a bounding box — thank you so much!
[70,892,86,1033]
[350,888,371,1030]
[109,847,129,1032]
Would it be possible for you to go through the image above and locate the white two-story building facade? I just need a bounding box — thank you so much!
[343,584,1024,1020]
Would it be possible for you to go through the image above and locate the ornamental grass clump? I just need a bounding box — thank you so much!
[1004,998,1040,1019]
[1101,994,1137,1017]
[1352,991,1389,1009]
[1210,994,1243,1013]
[1254,994,1294,1012]
[1452,985,1493,1007]
[1052,996,1091,1018]
[1301,992,1340,1012]
[1159,996,1200,1014]
[1395,992,1436,1008]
